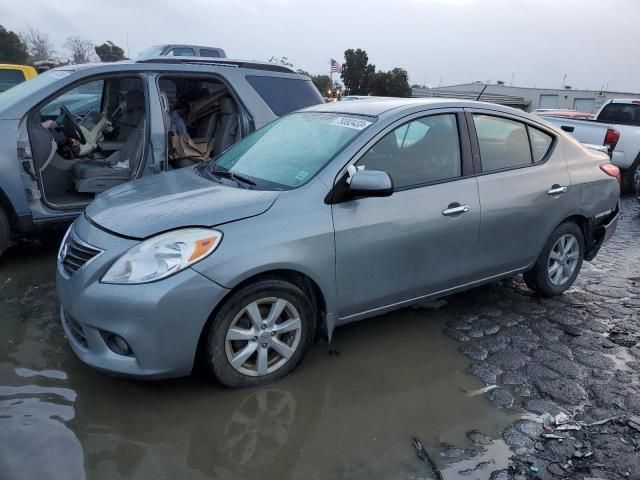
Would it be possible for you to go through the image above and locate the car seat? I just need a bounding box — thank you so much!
[213,97,239,156]
[72,120,144,193]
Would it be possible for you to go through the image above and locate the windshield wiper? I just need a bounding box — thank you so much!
[209,166,256,188]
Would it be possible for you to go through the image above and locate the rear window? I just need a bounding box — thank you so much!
[246,75,323,116]
[0,69,26,92]
[200,48,222,58]
[598,103,640,126]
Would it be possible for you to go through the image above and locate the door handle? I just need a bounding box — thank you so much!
[547,185,568,195]
[442,204,471,216]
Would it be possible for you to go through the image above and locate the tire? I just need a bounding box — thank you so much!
[621,155,640,195]
[206,279,316,388]
[0,207,10,259]
[523,222,585,297]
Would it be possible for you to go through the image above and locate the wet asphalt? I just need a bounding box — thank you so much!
[0,197,638,480]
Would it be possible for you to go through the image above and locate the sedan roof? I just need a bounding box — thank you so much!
[304,97,556,126]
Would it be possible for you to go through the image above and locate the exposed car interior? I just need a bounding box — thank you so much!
[28,76,148,208]
[158,76,241,169]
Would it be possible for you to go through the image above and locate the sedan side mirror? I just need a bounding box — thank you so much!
[348,170,393,197]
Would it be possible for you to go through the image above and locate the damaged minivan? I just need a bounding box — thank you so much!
[0,57,323,257]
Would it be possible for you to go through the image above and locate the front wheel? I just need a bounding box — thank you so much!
[206,279,316,387]
[523,222,584,297]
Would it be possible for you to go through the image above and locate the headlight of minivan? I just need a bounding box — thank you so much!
[102,228,222,284]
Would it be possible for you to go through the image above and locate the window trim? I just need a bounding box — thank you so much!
[464,109,557,176]
[26,72,151,210]
[333,109,473,194]
[166,47,196,57]
[155,72,253,171]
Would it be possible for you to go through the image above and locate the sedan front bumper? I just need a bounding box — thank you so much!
[55,216,231,379]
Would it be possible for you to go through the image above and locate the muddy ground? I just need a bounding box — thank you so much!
[0,196,638,480]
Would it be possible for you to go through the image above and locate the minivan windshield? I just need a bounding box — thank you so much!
[207,112,374,189]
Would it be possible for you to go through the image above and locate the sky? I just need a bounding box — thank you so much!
[1,0,639,92]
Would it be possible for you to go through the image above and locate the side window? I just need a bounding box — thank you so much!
[0,69,26,93]
[199,48,221,58]
[167,47,195,57]
[356,114,462,188]
[528,126,553,162]
[39,79,104,121]
[473,115,532,172]
[246,75,323,116]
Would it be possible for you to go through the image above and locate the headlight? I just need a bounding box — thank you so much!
[57,225,73,265]
[101,228,222,284]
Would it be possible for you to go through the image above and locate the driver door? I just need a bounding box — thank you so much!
[331,111,481,319]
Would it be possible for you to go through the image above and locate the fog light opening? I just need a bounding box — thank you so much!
[105,333,134,357]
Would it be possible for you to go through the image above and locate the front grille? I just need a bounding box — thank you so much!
[62,234,101,276]
[63,313,88,348]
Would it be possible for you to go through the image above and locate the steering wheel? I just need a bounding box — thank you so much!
[59,105,87,145]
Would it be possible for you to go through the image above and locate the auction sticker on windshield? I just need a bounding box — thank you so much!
[330,117,372,130]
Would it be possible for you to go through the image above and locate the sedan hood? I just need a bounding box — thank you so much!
[86,167,280,239]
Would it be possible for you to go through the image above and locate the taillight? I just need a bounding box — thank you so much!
[604,128,620,149]
[600,163,621,185]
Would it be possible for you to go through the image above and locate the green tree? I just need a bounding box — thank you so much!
[95,41,126,62]
[386,68,412,97]
[369,68,412,97]
[0,25,29,64]
[310,74,332,96]
[340,48,374,95]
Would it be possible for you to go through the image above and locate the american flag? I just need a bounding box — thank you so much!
[330,58,342,73]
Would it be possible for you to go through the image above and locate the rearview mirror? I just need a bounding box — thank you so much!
[348,170,393,197]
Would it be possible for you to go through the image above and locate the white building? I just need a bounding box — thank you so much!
[412,83,640,113]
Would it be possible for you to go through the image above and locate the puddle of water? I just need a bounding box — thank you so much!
[0,239,515,480]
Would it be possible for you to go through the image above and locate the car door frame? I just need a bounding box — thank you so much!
[327,107,482,323]
[463,106,571,277]
[22,71,153,215]
[153,71,255,172]
[329,107,476,194]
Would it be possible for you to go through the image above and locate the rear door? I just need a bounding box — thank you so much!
[332,110,481,319]
[466,109,571,277]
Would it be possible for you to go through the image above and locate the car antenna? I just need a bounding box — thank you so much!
[475,84,488,101]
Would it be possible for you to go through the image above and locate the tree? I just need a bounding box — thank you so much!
[340,48,374,95]
[64,36,96,64]
[0,25,29,64]
[268,56,293,68]
[310,74,332,96]
[386,68,412,97]
[369,68,412,97]
[95,41,126,62]
[20,26,55,62]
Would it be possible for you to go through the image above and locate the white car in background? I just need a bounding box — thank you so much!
[543,99,640,193]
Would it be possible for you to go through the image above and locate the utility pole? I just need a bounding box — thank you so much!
[562,73,567,88]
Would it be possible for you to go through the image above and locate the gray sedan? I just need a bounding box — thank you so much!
[56,98,620,387]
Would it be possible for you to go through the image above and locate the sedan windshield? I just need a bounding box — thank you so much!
[209,112,374,189]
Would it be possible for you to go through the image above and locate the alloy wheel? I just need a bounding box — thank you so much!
[224,297,302,377]
[547,233,579,286]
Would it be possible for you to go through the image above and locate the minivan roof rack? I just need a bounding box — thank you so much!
[135,57,296,74]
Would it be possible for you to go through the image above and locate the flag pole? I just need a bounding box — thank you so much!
[330,59,333,95]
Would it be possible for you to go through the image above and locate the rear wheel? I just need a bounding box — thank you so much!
[0,207,10,258]
[523,222,584,297]
[206,279,316,387]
